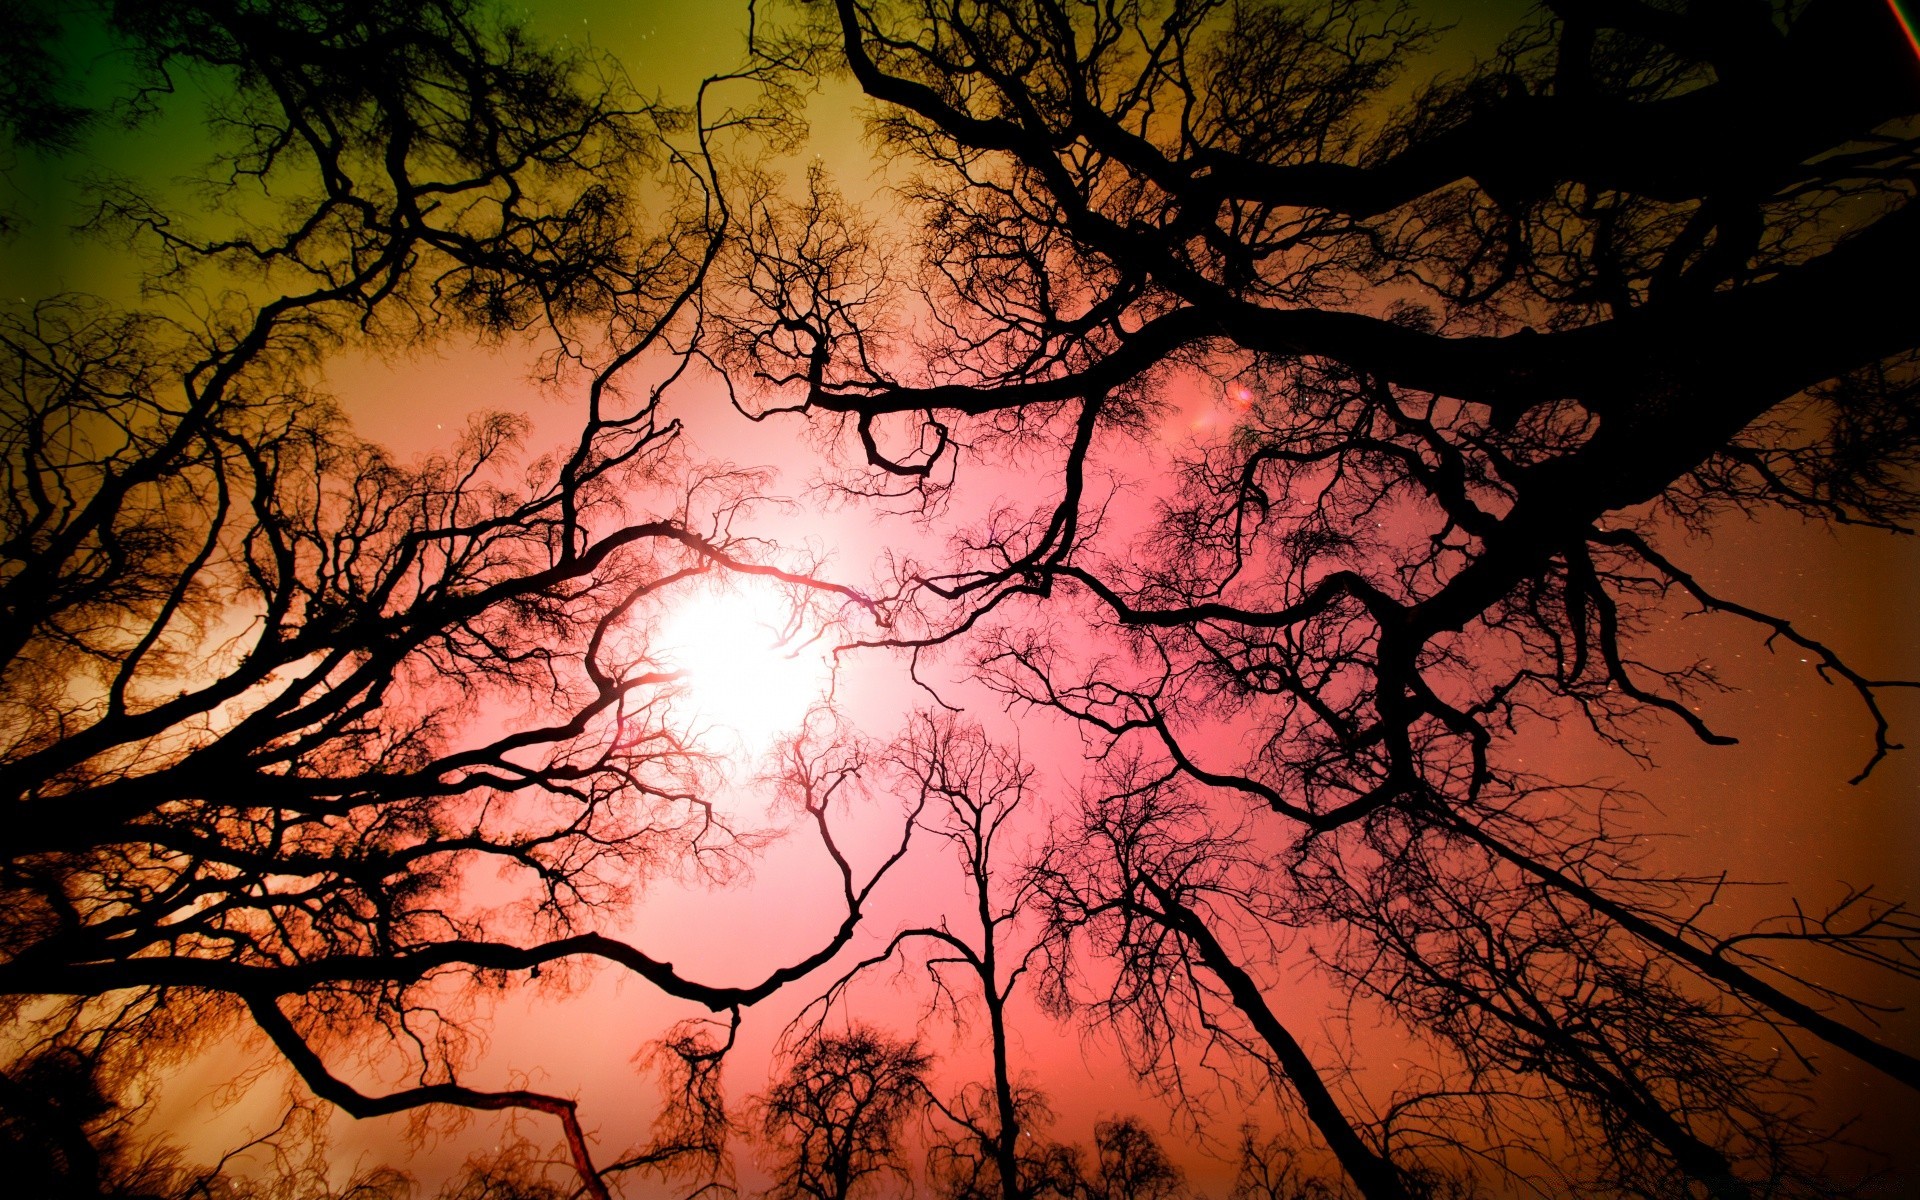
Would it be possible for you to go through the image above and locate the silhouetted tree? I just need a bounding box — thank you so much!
[1030,763,1428,1200]
[0,1041,174,1199]
[1229,1127,1345,1200]
[754,1025,934,1200]
[0,0,94,236]
[796,722,1230,1200]
[955,1114,1188,1200]
[11,0,1920,1194]
[802,713,1065,1200]
[727,0,1920,1193]
[0,3,900,1195]
[1083,1116,1187,1200]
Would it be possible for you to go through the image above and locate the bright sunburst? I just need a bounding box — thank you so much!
[652,577,835,757]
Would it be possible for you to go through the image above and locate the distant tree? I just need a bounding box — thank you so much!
[1229,1128,1345,1200]
[805,713,1066,1200]
[730,0,1920,1193]
[1084,1117,1186,1200]
[433,1148,575,1200]
[755,1025,934,1200]
[948,1114,1186,1200]
[0,0,94,235]
[797,720,1201,1200]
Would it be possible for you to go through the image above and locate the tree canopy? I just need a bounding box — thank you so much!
[3,0,1918,1197]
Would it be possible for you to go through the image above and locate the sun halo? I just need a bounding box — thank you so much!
[651,578,836,758]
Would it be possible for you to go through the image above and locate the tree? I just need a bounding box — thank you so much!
[0,3,906,1194]
[0,1040,176,1199]
[10,0,1920,1193]
[1083,1116,1188,1200]
[803,713,1060,1200]
[1030,761,1427,1200]
[1229,1127,1345,1200]
[754,1024,934,1200]
[729,0,1920,1193]
[0,0,94,236]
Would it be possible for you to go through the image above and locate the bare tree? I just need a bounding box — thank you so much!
[798,717,1218,1200]
[0,3,902,1194]
[1230,1127,1346,1200]
[754,1024,934,1200]
[1083,1116,1188,1200]
[11,0,1920,1194]
[801,713,1060,1200]
[724,0,1920,1193]
[1030,762,1426,1200]
[1035,743,1872,1195]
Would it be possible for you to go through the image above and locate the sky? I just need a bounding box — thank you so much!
[7,0,1919,1195]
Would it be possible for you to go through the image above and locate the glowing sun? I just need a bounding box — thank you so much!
[653,577,835,755]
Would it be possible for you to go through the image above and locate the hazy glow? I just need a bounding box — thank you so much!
[654,578,834,756]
